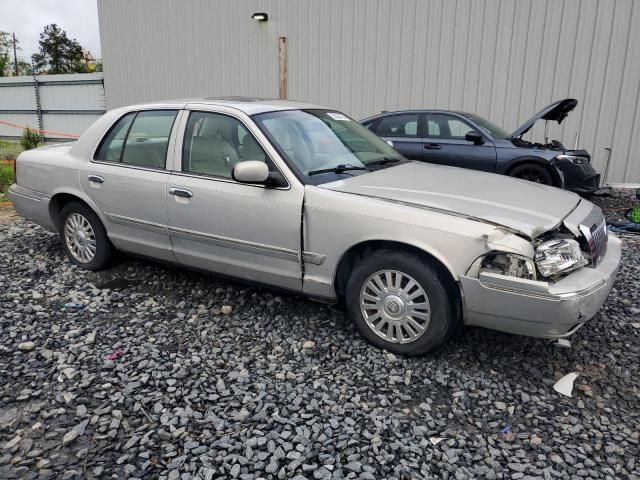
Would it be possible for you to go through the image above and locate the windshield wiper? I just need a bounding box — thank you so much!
[367,157,401,167]
[307,164,369,176]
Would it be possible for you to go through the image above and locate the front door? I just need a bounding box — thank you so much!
[81,109,179,261]
[422,114,497,172]
[166,109,303,291]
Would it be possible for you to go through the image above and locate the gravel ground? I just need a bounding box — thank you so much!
[1,190,639,480]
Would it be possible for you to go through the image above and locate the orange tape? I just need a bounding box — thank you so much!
[0,119,80,138]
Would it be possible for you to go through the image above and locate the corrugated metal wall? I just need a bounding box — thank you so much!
[0,73,106,141]
[98,0,640,184]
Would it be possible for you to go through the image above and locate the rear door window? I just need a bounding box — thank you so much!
[121,111,178,168]
[373,114,419,137]
[95,110,178,169]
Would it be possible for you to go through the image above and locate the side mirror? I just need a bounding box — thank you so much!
[465,131,484,145]
[232,161,269,184]
[385,139,395,148]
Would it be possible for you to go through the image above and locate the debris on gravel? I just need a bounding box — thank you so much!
[0,190,639,479]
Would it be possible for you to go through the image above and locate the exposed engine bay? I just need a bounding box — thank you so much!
[511,137,566,150]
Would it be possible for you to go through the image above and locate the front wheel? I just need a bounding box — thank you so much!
[59,202,113,271]
[508,163,554,185]
[345,249,459,356]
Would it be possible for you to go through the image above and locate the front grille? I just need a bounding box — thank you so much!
[579,208,608,267]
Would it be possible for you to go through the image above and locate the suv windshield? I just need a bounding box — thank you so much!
[253,109,405,183]
[464,114,510,140]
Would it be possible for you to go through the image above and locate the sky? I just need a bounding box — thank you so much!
[0,0,101,60]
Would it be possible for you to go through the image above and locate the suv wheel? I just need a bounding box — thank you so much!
[59,202,113,271]
[345,249,459,355]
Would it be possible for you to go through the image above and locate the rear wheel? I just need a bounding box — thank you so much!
[508,163,554,185]
[59,202,113,271]
[345,249,459,356]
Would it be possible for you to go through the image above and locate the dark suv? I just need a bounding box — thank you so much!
[361,99,601,193]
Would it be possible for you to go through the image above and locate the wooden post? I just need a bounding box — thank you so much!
[278,37,287,100]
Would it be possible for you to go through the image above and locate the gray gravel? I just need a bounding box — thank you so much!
[1,190,639,479]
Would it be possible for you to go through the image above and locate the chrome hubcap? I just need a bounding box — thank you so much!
[64,213,96,263]
[360,270,431,344]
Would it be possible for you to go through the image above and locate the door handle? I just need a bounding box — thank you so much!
[88,175,104,184]
[169,187,193,198]
[424,143,442,150]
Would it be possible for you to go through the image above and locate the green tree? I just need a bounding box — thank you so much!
[31,24,87,74]
[0,31,13,76]
[17,60,32,76]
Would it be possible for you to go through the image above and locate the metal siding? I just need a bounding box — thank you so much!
[0,73,105,140]
[99,0,640,183]
[0,113,39,138]
[0,83,37,110]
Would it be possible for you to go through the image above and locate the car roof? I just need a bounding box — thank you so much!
[360,109,474,122]
[127,96,328,115]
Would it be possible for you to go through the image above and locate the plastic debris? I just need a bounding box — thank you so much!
[105,349,125,361]
[607,220,640,233]
[500,423,512,434]
[554,338,572,348]
[63,302,84,310]
[553,372,579,397]
[429,437,445,445]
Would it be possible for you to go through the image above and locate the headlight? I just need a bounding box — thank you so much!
[534,239,587,278]
[477,252,537,280]
[556,154,590,165]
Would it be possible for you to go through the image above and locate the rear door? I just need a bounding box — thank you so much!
[80,109,179,261]
[423,113,497,172]
[368,113,422,160]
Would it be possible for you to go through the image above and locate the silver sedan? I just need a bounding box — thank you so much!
[9,97,621,355]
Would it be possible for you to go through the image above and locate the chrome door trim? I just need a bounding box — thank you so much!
[105,213,168,234]
[9,185,50,201]
[302,251,326,265]
[168,224,300,262]
[87,175,105,184]
[168,187,194,198]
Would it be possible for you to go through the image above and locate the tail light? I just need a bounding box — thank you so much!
[12,158,17,184]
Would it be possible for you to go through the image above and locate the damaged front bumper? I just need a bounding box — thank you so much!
[459,234,621,339]
[553,158,601,194]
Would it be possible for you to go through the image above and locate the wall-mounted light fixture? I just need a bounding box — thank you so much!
[251,12,268,22]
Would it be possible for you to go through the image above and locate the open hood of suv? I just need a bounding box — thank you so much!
[510,98,578,139]
[322,162,581,239]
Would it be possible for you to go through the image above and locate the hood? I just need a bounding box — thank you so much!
[321,162,580,238]
[510,98,577,139]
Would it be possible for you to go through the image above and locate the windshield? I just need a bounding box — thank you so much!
[253,109,405,183]
[464,114,510,139]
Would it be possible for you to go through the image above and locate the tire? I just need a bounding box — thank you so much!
[59,201,113,271]
[345,249,459,356]
[508,163,554,185]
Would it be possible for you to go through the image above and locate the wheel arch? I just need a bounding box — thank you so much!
[333,240,460,301]
[48,190,106,231]
[503,157,562,187]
